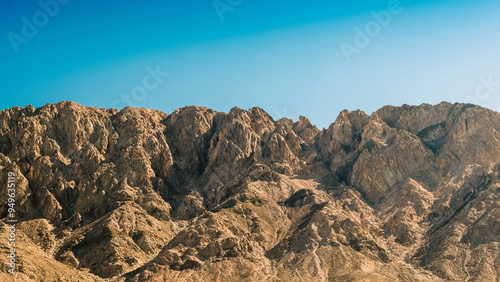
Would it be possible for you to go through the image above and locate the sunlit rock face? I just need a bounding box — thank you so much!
[0,101,499,281]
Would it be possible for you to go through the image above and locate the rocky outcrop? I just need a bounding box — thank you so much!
[0,101,499,281]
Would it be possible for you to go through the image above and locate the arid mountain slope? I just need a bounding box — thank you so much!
[0,101,499,281]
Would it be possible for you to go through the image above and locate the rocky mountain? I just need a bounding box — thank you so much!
[0,101,499,281]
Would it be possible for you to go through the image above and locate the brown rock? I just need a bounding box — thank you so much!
[0,101,498,281]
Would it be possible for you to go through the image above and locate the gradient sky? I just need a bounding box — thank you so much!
[1,0,499,128]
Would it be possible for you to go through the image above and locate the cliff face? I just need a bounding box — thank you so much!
[0,101,499,281]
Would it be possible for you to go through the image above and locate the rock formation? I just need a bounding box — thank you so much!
[0,101,499,281]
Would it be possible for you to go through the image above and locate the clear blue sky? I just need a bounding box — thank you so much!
[1,0,499,128]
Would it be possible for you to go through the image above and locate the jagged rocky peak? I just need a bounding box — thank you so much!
[0,101,499,281]
[375,102,454,132]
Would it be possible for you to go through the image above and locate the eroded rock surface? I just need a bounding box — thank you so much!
[0,101,499,281]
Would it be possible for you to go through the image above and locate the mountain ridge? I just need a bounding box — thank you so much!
[0,101,499,281]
